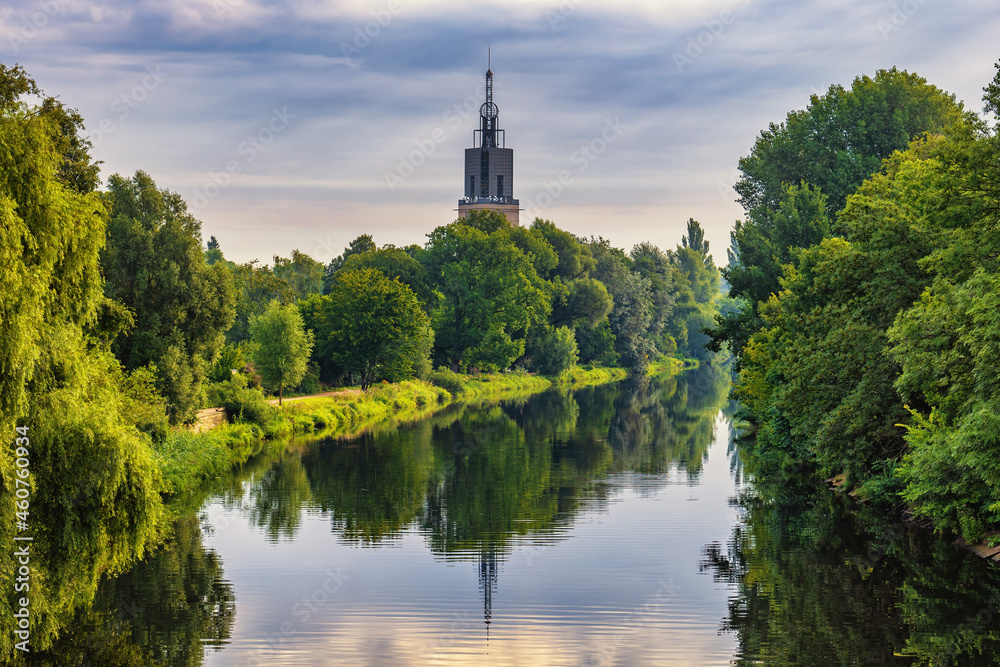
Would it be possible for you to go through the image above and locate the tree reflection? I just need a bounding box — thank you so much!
[90,513,236,666]
[609,364,730,475]
[301,367,731,558]
[302,420,438,544]
[241,454,313,542]
[12,513,235,666]
[703,483,1000,665]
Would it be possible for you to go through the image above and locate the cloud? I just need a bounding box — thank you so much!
[4,0,999,262]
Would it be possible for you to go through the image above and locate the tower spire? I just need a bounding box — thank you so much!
[457,55,520,225]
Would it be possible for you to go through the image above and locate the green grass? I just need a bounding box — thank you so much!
[646,357,687,377]
[553,366,628,387]
[155,422,265,496]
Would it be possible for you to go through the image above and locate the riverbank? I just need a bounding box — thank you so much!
[159,366,631,501]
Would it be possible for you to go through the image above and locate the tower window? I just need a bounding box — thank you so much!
[497,175,504,198]
[469,175,475,197]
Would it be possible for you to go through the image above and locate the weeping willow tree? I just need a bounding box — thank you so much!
[0,63,165,659]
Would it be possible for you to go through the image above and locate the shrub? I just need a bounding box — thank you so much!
[533,326,579,376]
[205,374,277,426]
[427,368,465,396]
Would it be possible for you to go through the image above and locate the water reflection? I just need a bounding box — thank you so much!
[21,362,1000,665]
[12,513,235,666]
[703,473,1000,665]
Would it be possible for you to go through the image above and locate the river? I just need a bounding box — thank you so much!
[33,365,1000,665]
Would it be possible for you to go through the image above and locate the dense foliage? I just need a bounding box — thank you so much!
[103,171,236,422]
[0,64,165,656]
[725,60,1000,542]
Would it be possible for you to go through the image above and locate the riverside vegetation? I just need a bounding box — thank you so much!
[711,61,1000,544]
[0,61,719,657]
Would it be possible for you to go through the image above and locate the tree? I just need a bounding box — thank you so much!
[589,238,656,370]
[713,69,972,366]
[337,245,438,312]
[227,260,296,345]
[320,269,432,389]
[103,171,236,422]
[735,67,969,218]
[422,221,550,372]
[273,249,324,300]
[630,241,678,354]
[734,136,954,490]
[249,301,314,404]
[205,235,223,265]
[533,326,579,375]
[530,218,596,280]
[322,234,377,293]
[0,63,164,653]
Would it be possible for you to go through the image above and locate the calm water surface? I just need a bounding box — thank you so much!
[84,366,1000,666]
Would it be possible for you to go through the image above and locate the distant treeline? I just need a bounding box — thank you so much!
[100,174,726,417]
[711,61,1000,542]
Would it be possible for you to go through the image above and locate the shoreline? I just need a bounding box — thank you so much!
[160,366,631,504]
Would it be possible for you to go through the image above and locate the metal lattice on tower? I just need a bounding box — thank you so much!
[457,50,520,224]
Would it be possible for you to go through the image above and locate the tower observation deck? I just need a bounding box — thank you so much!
[457,56,520,225]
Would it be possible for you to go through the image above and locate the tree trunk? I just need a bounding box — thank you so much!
[279,383,283,406]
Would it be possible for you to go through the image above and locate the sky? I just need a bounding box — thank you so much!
[3,0,998,266]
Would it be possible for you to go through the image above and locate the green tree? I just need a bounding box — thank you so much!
[337,245,438,311]
[714,68,970,366]
[630,241,678,355]
[103,171,236,422]
[0,63,164,654]
[422,221,550,372]
[322,234,377,293]
[735,67,969,217]
[532,326,579,375]
[227,260,296,345]
[249,300,314,405]
[205,235,223,265]
[590,238,655,370]
[273,249,324,301]
[734,136,955,490]
[530,218,596,280]
[321,269,432,389]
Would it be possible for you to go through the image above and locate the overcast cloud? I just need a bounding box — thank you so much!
[4,0,998,264]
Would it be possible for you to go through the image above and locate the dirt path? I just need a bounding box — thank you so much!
[190,389,365,432]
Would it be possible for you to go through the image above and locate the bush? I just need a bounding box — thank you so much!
[533,326,579,376]
[205,374,277,426]
[427,368,465,396]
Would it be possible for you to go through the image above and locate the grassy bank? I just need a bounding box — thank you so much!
[157,366,633,500]
[646,357,689,376]
[554,366,628,387]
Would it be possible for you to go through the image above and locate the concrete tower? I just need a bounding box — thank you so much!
[457,55,520,225]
